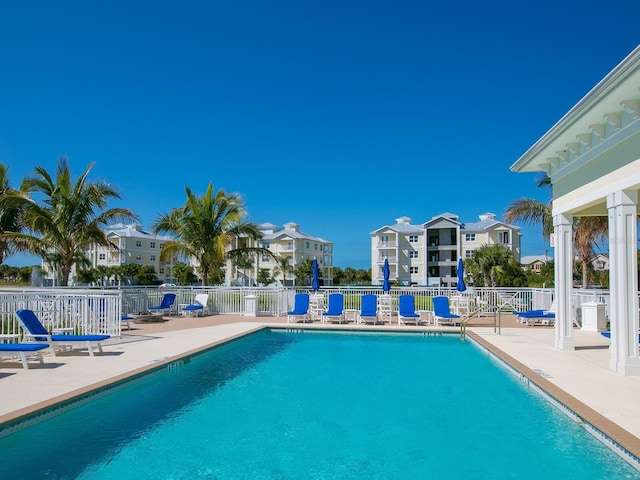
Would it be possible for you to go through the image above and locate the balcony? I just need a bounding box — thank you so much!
[428,244,457,251]
[377,256,397,264]
[376,241,397,248]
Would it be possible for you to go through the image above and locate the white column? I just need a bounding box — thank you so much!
[607,190,640,375]
[553,213,574,350]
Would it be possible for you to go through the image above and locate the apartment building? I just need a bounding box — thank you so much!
[371,213,521,287]
[227,222,334,286]
[42,223,177,286]
[461,213,521,260]
[88,224,176,284]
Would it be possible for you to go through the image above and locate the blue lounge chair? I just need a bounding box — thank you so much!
[398,294,424,325]
[322,293,345,324]
[148,293,177,316]
[0,343,49,370]
[515,300,556,326]
[287,293,310,323]
[15,309,110,357]
[182,293,210,317]
[433,296,461,326]
[358,294,379,324]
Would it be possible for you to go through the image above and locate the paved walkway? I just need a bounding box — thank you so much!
[1,312,639,463]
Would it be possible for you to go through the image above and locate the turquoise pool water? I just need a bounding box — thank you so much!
[1,330,639,479]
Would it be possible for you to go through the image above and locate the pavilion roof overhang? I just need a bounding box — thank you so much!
[511,45,640,181]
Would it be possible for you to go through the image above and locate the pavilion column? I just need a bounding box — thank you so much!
[553,213,574,350]
[606,190,640,375]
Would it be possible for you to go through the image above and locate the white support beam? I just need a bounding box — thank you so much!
[606,189,640,375]
[553,213,574,350]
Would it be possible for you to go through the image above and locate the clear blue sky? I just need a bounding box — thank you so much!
[1,1,638,269]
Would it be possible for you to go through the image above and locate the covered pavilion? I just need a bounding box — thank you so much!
[511,45,640,375]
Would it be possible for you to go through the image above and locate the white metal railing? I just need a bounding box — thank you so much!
[0,286,617,335]
[0,288,123,336]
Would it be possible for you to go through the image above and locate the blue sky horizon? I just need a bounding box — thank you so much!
[2,1,638,270]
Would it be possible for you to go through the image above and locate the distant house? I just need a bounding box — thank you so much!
[590,253,609,271]
[520,255,550,274]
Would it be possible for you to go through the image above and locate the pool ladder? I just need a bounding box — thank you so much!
[460,307,485,339]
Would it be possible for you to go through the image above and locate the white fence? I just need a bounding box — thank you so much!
[0,286,615,337]
[0,288,123,336]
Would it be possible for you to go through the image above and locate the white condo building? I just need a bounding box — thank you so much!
[226,222,334,286]
[42,223,177,286]
[371,213,521,287]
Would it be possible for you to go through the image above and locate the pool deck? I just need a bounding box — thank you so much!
[1,313,640,464]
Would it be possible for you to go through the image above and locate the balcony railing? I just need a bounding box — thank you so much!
[377,256,397,263]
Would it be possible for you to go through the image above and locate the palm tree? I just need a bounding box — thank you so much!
[0,164,25,264]
[573,216,608,288]
[465,245,521,287]
[2,158,138,286]
[153,183,263,286]
[273,255,294,286]
[505,173,609,288]
[504,173,553,238]
[295,258,313,286]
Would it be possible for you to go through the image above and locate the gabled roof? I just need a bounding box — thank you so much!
[370,216,424,235]
[261,224,332,244]
[421,213,462,229]
[511,45,640,177]
[462,213,520,232]
[521,255,550,265]
[106,224,173,242]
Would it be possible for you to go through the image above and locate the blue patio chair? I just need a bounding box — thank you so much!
[515,300,556,326]
[182,293,210,317]
[322,293,345,324]
[287,293,310,323]
[15,309,110,357]
[398,294,424,325]
[148,293,177,316]
[358,294,379,324]
[0,343,49,370]
[432,296,461,326]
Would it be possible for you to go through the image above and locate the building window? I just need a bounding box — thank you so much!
[262,253,270,262]
[314,243,318,250]
[409,250,418,259]
[135,240,142,247]
[306,241,310,249]
[150,242,156,248]
[465,250,474,258]
[98,253,106,260]
[410,266,418,274]
[150,255,156,261]
[262,241,270,249]
[499,231,510,244]
[465,234,475,242]
[159,243,164,249]
[135,254,142,261]
[409,235,418,243]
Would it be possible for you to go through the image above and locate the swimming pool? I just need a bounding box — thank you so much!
[1,329,639,479]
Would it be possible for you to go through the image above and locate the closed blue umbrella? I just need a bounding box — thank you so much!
[311,258,320,291]
[456,258,467,292]
[383,258,391,293]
